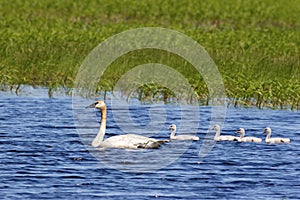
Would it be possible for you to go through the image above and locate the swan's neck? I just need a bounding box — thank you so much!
[92,107,107,147]
[214,128,221,139]
[265,131,271,140]
[240,132,245,139]
[170,129,176,139]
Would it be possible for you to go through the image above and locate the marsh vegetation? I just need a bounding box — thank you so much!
[0,0,299,109]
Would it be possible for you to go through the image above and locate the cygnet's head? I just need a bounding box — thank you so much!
[167,124,176,131]
[236,128,245,134]
[263,127,272,134]
[86,100,106,110]
[210,124,220,131]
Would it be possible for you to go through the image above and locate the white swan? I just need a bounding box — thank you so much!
[235,128,262,142]
[210,124,240,141]
[263,127,291,143]
[87,100,168,149]
[167,124,199,141]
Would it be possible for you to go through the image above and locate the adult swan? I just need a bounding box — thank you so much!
[86,100,168,149]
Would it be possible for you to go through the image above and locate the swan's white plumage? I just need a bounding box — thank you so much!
[210,125,239,141]
[167,124,199,141]
[235,128,262,143]
[263,127,291,143]
[98,134,164,149]
[88,100,168,149]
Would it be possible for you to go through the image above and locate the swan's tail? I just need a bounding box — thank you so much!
[136,140,169,149]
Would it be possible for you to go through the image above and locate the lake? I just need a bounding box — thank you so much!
[0,88,299,199]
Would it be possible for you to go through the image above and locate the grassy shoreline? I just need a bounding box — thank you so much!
[0,0,299,109]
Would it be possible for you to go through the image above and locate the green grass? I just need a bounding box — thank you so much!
[0,0,299,109]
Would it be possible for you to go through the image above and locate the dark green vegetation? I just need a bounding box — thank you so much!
[0,0,299,109]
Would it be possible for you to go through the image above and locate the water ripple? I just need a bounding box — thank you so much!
[0,92,299,199]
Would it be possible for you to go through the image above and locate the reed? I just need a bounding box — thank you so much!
[0,0,299,109]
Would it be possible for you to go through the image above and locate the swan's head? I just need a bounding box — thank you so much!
[210,124,220,131]
[236,128,245,135]
[263,127,271,134]
[86,100,106,110]
[167,124,176,131]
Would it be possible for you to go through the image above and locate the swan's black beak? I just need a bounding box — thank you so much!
[85,102,97,108]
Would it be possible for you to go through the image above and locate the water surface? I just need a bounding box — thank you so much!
[0,90,299,199]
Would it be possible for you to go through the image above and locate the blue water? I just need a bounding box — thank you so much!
[0,90,299,199]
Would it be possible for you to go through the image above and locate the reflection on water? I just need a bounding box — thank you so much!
[0,89,299,199]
